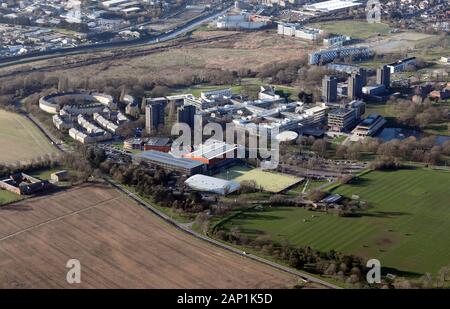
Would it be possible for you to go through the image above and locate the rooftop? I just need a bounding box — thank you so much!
[135,150,204,169]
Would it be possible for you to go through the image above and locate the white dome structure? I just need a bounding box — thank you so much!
[276,131,298,142]
[185,175,240,195]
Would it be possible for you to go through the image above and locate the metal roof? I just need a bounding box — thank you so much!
[135,150,204,169]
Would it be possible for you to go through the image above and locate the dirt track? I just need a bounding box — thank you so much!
[0,184,298,288]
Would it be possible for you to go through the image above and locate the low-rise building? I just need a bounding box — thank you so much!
[143,137,171,152]
[133,150,206,176]
[352,114,387,137]
[387,57,417,73]
[328,108,357,132]
[0,173,51,195]
[184,174,240,195]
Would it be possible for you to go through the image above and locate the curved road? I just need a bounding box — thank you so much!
[0,5,232,68]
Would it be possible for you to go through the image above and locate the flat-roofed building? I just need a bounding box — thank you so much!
[143,137,171,152]
[387,57,416,74]
[185,174,240,195]
[328,108,356,132]
[182,140,238,168]
[133,150,206,175]
[352,113,386,137]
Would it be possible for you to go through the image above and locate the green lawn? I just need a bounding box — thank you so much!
[216,165,303,193]
[220,168,450,276]
[310,20,391,39]
[0,110,58,164]
[0,189,23,205]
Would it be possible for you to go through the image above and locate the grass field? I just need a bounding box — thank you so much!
[216,165,303,193]
[0,184,297,288]
[0,190,23,206]
[0,110,58,164]
[221,168,450,276]
[171,77,299,100]
[310,20,391,39]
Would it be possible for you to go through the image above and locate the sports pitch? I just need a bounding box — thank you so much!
[0,110,58,164]
[216,165,303,193]
[221,168,450,276]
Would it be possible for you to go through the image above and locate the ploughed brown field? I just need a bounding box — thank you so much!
[0,184,297,288]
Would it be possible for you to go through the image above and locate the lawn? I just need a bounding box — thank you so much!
[220,168,450,276]
[216,165,303,193]
[0,189,23,206]
[0,110,58,164]
[309,20,391,39]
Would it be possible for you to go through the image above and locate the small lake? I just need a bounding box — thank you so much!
[376,128,450,146]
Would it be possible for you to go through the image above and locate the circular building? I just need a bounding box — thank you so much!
[276,131,298,142]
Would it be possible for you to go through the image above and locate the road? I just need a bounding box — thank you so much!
[107,179,342,289]
[0,5,232,68]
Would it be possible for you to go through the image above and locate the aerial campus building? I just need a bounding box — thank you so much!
[184,174,240,195]
[303,0,363,15]
[133,150,206,176]
[386,57,416,74]
[351,113,387,137]
[327,100,365,132]
[309,46,372,65]
[216,12,270,30]
[40,91,127,144]
[322,75,338,103]
[182,140,239,169]
[277,23,323,41]
[377,65,391,89]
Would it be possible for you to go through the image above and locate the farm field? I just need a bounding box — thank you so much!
[216,165,303,193]
[0,184,297,288]
[0,110,58,164]
[220,168,450,276]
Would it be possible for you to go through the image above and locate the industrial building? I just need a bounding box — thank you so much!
[184,174,241,195]
[216,13,270,30]
[133,150,206,176]
[303,0,363,14]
